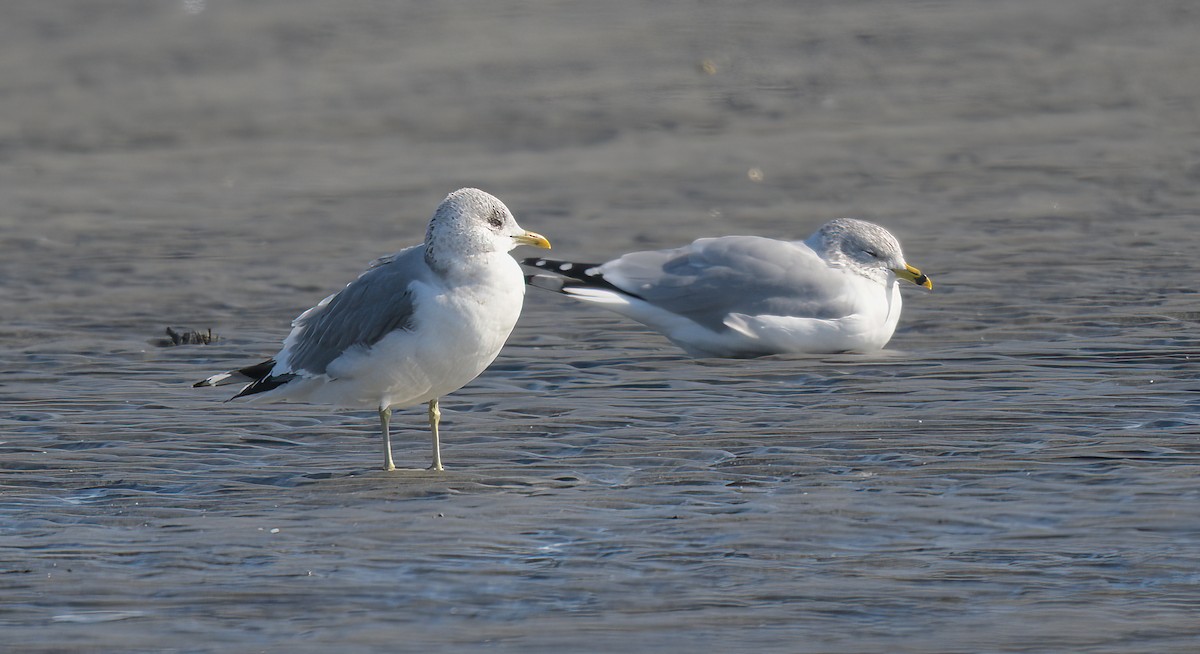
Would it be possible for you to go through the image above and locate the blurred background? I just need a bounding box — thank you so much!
[2,1,1198,652]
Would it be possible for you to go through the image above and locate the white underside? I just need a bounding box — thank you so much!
[242,255,526,411]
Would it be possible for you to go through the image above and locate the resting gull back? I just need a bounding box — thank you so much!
[195,188,551,471]
[523,218,929,358]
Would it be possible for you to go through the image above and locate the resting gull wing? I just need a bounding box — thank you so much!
[596,235,859,330]
[278,245,425,377]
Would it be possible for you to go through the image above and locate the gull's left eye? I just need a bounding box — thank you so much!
[488,210,505,228]
[864,249,879,258]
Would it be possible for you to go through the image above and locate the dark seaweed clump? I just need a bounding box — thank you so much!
[156,327,218,347]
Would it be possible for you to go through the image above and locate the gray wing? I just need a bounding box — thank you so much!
[599,235,856,330]
[282,245,427,375]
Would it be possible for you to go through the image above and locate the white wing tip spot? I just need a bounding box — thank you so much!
[558,263,574,272]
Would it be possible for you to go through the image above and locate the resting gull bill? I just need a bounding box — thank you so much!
[523,218,930,358]
[195,188,551,471]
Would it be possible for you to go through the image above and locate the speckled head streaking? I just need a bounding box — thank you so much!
[805,218,932,289]
[424,188,550,272]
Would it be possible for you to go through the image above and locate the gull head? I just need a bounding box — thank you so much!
[809,218,932,290]
[425,188,550,266]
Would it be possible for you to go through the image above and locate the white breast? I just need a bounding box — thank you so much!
[301,255,527,410]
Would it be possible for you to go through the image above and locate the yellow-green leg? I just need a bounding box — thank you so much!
[379,406,396,471]
[428,398,444,471]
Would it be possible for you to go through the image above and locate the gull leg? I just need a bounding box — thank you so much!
[428,398,444,471]
[379,406,396,472]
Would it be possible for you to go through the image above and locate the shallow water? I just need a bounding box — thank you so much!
[2,1,1200,652]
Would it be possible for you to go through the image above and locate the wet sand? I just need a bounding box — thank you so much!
[2,1,1199,651]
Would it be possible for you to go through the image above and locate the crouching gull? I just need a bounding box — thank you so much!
[523,218,929,358]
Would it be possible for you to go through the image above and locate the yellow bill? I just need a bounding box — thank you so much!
[894,263,932,290]
[513,230,551,249]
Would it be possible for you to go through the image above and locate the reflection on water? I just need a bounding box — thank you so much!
[2,0,1199,651]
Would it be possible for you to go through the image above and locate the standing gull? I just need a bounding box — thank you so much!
[523,218,930,358]
[195,188,551,471]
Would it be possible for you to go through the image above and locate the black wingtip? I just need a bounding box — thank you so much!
[229,358,292,399]
[519,258,605,283]
[520,257,647,300]
[520,257,601,271]
[231,372,297,400]
[195,358,278,391]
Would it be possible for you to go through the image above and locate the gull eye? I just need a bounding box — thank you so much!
[863,249,879,258]
[488,210,505,228]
